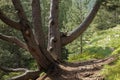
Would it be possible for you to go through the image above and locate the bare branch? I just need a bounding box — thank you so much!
[32,0,46,49]
[0,66,28,72]
[0,10,21,30]
[10,70,41,80]
[48,0,61,60]
[62,0,102,46]
[12,0,54,69]
[0,33,28,50]
[32,0,55,68]
[0,66,41,80]
[12,0,28,21]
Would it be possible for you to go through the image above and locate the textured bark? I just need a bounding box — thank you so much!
[0,67,41,80]
[10,70,41,80]
[62,0,102,46]
[11,0,52,70]
[48,0,61,60]
[0,67,28,72]
[0,10,21,30]
[32,0,45,48]
[0,33,28,50]
[32,0,54,64]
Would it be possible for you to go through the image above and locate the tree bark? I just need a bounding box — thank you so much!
[10,70,41,80]
[31,0,54,64]
[32,0,45,48]
[12,0,53,70]
[0,10,21,30]
[48,0,61,60]
[0,33,28,50]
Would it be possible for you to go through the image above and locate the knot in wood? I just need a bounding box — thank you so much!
[49,19,55,26]
[25,30,30,36]
[51,37,57,43]
[48,46,53,52]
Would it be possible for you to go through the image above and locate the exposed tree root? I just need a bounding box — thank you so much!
[37,55,118,80]
[0,66,41,80]
[0,67,28,72]
[9,70,40,80]
[0,55,118,80]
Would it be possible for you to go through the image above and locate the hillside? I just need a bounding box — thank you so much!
[68,25,120,80]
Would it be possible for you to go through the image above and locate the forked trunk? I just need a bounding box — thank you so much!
[0,0,115,80]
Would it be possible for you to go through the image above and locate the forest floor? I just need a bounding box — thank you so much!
[61,55,117,80]
[38,55,118,80]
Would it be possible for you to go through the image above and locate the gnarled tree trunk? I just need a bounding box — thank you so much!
[0,0,117,80]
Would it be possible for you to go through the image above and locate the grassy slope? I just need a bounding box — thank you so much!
[68,25,120,80]
[68,25,120,61]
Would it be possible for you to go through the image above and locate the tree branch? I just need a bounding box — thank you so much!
[0,33,28,50]
[32,0,55,68]
[0,66,28,72]
[0,10,21,30]
[48,0,61,60]
[12,0,53,69]
[62,0,102,46]
[0,66,41,80]
[12,0,28,21]
[32,0,46,49]
[10,70,41,80]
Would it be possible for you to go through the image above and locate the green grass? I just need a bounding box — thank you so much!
[68,25,120,80]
